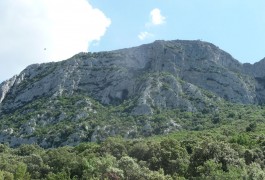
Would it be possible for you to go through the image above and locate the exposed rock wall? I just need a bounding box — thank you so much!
[1,39,265,147]
[0,40,263,114]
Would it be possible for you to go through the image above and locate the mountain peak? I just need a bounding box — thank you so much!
[1,39,265,147]
[0,39,259,113]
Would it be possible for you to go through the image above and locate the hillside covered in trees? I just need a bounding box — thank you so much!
[0,103,265,179]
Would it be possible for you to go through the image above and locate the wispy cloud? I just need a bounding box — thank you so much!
[150,8,166,25]
[138,8,165,41]
[138,31,154,40]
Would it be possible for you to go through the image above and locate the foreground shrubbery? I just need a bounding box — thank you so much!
[1,101,265,179]
[0,119,265,179]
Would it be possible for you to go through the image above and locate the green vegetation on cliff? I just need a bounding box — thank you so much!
[0,102,265,179]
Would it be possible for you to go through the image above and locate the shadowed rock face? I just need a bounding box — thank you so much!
[0,40,264,115]
[243,58,265,104]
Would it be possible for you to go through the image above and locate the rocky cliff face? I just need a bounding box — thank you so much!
[0,40,264,147]
[243,58,265,104]
[0,40,261,113]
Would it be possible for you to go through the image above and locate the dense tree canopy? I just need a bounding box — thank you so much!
[0,103,265,179]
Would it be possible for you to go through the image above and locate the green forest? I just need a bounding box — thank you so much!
[0,103,265,179]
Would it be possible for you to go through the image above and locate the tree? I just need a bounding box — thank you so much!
[246,122,257,132]
[14,163,30,180]
[46,171,71,180]
[188,139,242,177]
[247,163,265,180]
[100,137,127,159]
[128,141,150,161]
[144,138,189,176]
[0,170,14,180]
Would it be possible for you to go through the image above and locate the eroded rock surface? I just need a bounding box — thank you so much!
[0,40,264,147]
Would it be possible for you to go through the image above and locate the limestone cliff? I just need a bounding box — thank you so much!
[0,40,261,113]
[0,40,264,147]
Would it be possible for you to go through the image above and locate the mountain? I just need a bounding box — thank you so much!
[0,39,265,147]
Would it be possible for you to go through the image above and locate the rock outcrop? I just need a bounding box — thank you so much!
[0,40,262,113]
[0,39,264,147]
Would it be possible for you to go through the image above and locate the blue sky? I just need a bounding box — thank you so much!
[90,0,265,63]
[0,0,265,83]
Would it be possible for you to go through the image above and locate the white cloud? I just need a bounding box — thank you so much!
[138,8,165,42]
[138,32,154,40]
[0,0,111,82]
[150,8,166,25]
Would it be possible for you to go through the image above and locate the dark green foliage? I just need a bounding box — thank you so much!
[1,95,265,179]
[14,144,44,156]
[246,122,257,132]
[0,117,264,179]
[188,139,241,177]
[100,137,128,159]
